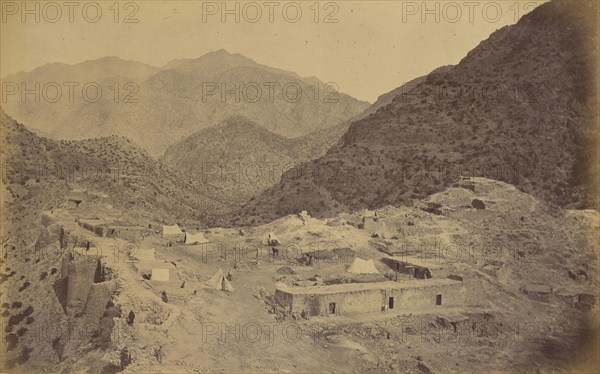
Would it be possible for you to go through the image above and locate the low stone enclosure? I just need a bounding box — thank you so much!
[78,218,147,242]
[521,284,552,302]
[525,285,597,310]
[275,279,466,317]
[382,256,449,279]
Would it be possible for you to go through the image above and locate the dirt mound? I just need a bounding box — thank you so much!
[277,266,296,275]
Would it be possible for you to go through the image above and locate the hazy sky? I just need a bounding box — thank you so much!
[1,1,546,102]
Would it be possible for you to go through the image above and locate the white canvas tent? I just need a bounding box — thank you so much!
[185,232,209,244]
[347,258,380,274]
[205,269,234,292]
[162,225,184,242]
[262,232,281,246]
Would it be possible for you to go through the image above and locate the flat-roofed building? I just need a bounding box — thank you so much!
[274,279,465,317]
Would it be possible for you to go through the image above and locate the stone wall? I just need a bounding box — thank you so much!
[82,280,118,327]
[79,220,147,242]
[66,256,102,316]
[384,258,450,279]
[275,281,466,317]
[111,227,144,242]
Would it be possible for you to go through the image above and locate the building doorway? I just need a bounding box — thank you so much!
[436,294,442,306]
[388,297,394,309]
[329,302,336,315]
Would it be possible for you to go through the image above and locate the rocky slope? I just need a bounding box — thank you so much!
[162,116,357,201]
[233,0,599,227]
[0,108,235,231]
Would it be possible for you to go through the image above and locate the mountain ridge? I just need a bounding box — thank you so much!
[231,0,599,227]
[161,115,350,202]
[0,108,237,227]
[2,50,369,157]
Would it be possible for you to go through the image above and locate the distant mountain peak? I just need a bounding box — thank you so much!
[219,115,258,129]
[76,55,156,67]
[211,48,232,55]
[162,49,258,72]
[90,55,123,62]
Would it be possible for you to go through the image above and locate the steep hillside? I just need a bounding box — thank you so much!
[3,50,369,157]
[162,116,299,200]
[1,108,238,372]
[233,0,599,226]
[162,116,352,200]
[0,109,235,231]
[291,122,352,160]
[161,72,461,204]
[349,65,453,122]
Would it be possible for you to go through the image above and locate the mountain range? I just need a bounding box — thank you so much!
[2,50,369,157]
[160,68,460,201]
[2,0,597,230]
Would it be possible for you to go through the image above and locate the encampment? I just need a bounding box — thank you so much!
[347,258,380,274]
[185,232,209,245]
[262,232,281,246]
[162,225,184,242]
[205,269,234,292]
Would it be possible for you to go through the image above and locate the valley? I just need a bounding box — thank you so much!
[1,0,598,373]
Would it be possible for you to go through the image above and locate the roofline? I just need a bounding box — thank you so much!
[276,279,462,295]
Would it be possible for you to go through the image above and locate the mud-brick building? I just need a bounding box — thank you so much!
[274,279,465,317]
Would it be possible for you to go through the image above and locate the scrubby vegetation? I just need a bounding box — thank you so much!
[234,0,598,226]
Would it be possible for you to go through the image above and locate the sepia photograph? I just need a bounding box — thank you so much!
[0,0,598,372]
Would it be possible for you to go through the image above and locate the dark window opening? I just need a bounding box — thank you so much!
[436,294,442,306]
[388,297,394,309]
[329,302,336,315]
